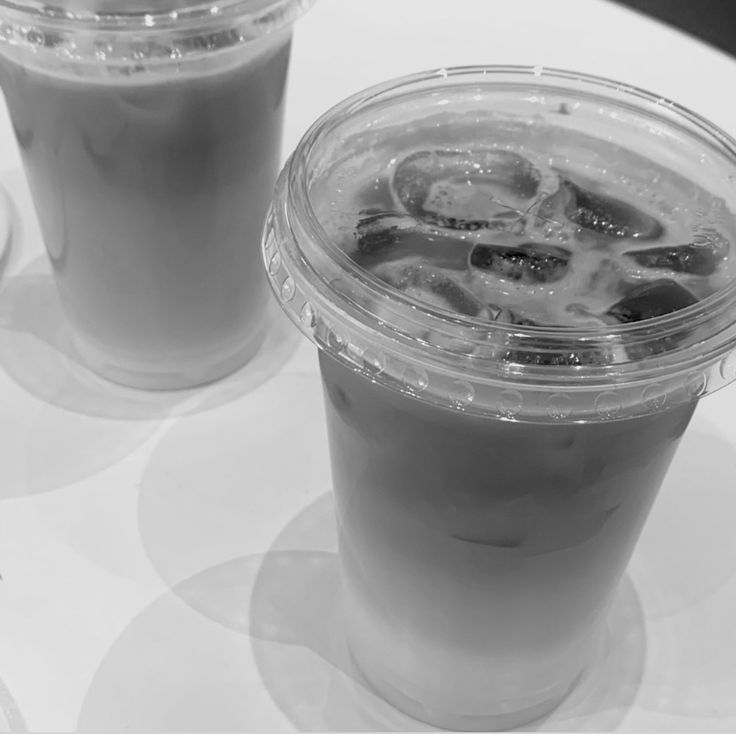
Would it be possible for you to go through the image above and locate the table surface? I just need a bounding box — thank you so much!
[1,1,736,731]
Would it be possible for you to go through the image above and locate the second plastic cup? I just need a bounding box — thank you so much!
[265,67,736,729]
[0,0,313,388]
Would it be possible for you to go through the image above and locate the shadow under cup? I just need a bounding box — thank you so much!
[0,0,313,389]
[264,67,736,729]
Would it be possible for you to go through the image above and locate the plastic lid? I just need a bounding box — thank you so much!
[0,0,310,28]
[265,66,736,423]
[0,0,314,70]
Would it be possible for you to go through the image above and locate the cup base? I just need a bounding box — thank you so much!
[70,327,266,391]
[349,642,580,732]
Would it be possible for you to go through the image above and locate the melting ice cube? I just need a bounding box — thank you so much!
[486,306,612,366]
[354,211,416,256]
[607,279,700,359]
[370,261,485,317]
[469,242,571,284]
[391,149,541,230]
[546,179,664,240]
[354,210,473,270]
[607,279,698,323]
[625,238,727,276]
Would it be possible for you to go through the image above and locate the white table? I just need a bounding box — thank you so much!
[1,0,736,730]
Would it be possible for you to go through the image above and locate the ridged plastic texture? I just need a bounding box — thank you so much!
[265,66,736,422]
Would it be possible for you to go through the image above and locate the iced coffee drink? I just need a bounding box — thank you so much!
[264,68,736,729]
[0,0,313,388]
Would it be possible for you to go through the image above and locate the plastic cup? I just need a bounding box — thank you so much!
[0,0,313,389]
[264,67,736,730]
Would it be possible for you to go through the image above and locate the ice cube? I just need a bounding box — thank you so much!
[391,149,541,230]
[486,307,612,365]
[371,262,485,317]
[489,306,540,327]
[469,242,571,283]
[607,279,698,323]
[356,176,394,212]
[354,210,473,270]
[625,240,725,276]
[354,211,415,256]
[502,337,612,367]
[559,180,664,240]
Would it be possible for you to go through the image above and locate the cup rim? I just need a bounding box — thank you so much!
[0,0,313,71]
[0,0,314,33]
[264,65,736,422]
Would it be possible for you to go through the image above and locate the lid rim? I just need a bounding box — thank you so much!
[264,65,736,420]
[0,0,315,33]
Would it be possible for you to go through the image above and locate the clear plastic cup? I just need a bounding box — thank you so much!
[0,0,313,388]
[264,67,736,730]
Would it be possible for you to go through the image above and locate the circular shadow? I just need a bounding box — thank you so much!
[0,256,166,497]
[636,591,736,719]
[188,297,303,414]
[630,426,736,717]
[634,428,736,617]
[0,257,184,421]
[76,494,647,733]
[75,554,280,733]
[0,164,302,500]
[0,402,156,499]
[0,678,27,733]
[0,358,161,498]
[137,371,328,591]
[248,494,647,732]
[0,257,301,421]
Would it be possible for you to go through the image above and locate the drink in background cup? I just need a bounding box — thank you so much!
[0,0,313,388]
[264,67,736,729]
